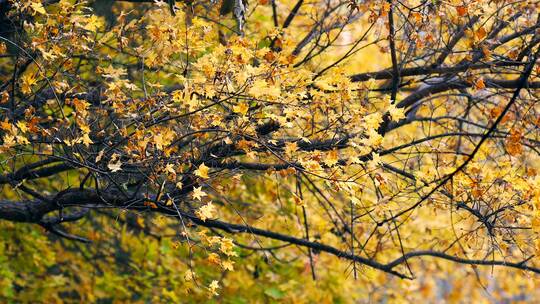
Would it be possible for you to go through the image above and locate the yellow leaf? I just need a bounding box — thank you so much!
[2,134,16,149]
[284,142,298,157]
[324,149,339,167]
[221,259,235,271]
[95,150,105,163]
[107,154,122,172]
[219,237,236,256]
[84,15,103,32]
[207,253,221,264]
[108,162,122,172]
[184,270,194,281]
[194,163,210,179]
[21,73,37,95]
[196,202,215,221]
[363,112,383,129]
[101,65,127,80]
[248,79,281,99]
[30,1,47,15]
[233,102,249,116]
[164,163,176,177]
[153,130,175,150]
[368,152,382,168]
[16,121,28,133]
[208,280,220,296]
[387,103,405,121]
[192,186,207,201]
[293,194,305,207]
[40,49,57,61]
[79,133,93,147]
[362,128,383,147]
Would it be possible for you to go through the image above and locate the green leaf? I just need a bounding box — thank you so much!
[264,287,284,300]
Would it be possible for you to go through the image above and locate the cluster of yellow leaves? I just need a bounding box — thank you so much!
[195,202,215,222]
[3,0,540,302]
[0,120,30,151]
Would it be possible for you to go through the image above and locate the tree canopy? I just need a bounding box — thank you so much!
[0,0,540,302]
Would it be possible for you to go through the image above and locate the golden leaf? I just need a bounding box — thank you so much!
[233,102,249,116]
[324,149,339,167]
[30,1,47,15]
[192,186,207,201]
[194,163,210,179]
[387,103,406,121]
[196,202,215,221]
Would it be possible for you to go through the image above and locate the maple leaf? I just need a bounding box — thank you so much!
[192,186,207,201]
[207,253,221,265]
[362,128,383,147]
[40,49,57,61]
[219,238,236,256]
[248,79,281,99]
[107,154,122,172]
[136,217,144,228]
[184,270,194,282]
[20,73,37,94]
[456,6,468,16]
[364,112,383,129]
[233,102,249,116]
[351,197,361,206]
[221,259,235,271]
[196,202,215,221]
[0,91,8,104]
[474,78,486,90]
[368,152,382,168]
[108,161,122,173]
[208,280,220,296]
[164,163,176,179]
[30,1,47,15]
[324,149,339,167]
[476,27,487,40]
[387,103,406,121]
[505,128,523,156]
[84,15,103,32]
[153,130,175,150]
[101,65,127,80]
[2,134,15,149]
[293,194,305,207]
[194,163,210,179]
[95,150,105,163]
[16,121,27,133]
[284,142,298,157]
[79,134,93,147]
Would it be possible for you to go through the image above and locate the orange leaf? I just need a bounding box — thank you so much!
[476,27,487,40]
[412,12,422,23]
[456,6,468,16]
[474,78,485,90]
[0,91,8,104]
